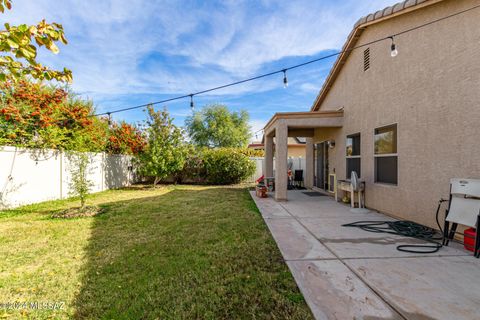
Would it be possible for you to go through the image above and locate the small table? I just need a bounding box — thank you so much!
[335,179,365,208]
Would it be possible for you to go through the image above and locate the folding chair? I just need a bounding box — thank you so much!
[443,178,480,258]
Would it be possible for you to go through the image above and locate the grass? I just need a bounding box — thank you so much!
[0,185,313,319]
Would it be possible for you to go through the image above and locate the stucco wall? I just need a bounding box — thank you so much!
[313,0,480,227]
[287,145,306,158]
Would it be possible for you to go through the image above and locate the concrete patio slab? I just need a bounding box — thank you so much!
[264,218,336,260]
[249,191,291,218]
[287,260,402,320]
[250,190,478,320]
[299,216,468,259]
[346,256,480,320]
[280,200,359,218]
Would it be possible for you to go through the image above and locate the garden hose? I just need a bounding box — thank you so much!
[342,199,449,254]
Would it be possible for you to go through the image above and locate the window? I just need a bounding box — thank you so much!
[346,133,361,178]
[374,124,398,184]
[363,48,370,71]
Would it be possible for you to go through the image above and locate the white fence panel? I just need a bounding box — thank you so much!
[248,157,306,183]
[0,146,135,209]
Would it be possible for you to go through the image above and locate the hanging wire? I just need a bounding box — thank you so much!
[89,3,480,118]
[2,3,479,124]
[189,94,194,110]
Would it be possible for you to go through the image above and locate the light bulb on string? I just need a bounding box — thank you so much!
[107,112,112,125]
[282,69,288,88]
[190,94,194,110]
[389,36,398,57]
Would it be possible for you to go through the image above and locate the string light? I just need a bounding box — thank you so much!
[389,36,398,57]
[107,112,112,125]
[94,3,480,118]
[4,4,476,125]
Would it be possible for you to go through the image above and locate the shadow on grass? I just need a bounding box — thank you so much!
[72,187,312,319]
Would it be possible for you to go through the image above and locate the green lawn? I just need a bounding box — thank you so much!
[0,185,313,319]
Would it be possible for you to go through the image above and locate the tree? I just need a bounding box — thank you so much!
[106,121,146,155]
[137,106,186,187]
[185,104,250,148]
[67,151,93,209]
[0,79,109,152]
[0,0,72,82]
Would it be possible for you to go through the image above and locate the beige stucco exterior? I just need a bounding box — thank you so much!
[263,0,480,228]
[248,138,306,157]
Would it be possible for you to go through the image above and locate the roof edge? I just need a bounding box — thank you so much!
[311,0,444,111]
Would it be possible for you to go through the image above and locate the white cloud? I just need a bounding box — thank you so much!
[4,0,400,100]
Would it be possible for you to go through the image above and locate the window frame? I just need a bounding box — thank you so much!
[346,132,361,178]
[373,123,398,185]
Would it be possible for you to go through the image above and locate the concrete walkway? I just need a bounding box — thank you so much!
[250,190,480,320]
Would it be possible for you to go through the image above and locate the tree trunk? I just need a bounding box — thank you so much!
[153,177,160,188]
[80,196,85,209]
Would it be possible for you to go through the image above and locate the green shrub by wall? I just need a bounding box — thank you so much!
[203,148,256,185]
[174,148,255,185]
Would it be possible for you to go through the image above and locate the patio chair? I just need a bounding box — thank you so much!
[443,178,480,258]
[293,170,303,188]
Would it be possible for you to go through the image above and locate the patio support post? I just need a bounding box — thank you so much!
[264,134,274,178]
[305,137,314,189]
[275,120,288,201]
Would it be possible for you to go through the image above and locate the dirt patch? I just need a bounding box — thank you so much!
[52,205,104,219]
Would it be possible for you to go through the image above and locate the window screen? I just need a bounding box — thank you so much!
[375,157,398,184]
[374,124,398,184]
[346,133,360,156]
[346,133,361,178]
[347,158,361,179]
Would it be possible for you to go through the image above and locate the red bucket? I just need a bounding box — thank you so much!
[464,228,476,252]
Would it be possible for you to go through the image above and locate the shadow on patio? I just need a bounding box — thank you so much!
[251,190,480,320]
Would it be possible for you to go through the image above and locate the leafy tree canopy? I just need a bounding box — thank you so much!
[137,106,187,186]
[0,0,72,82]
[0,78,145,154]
[185,104,251,148]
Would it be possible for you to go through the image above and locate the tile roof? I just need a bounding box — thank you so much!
[311,0,444,111]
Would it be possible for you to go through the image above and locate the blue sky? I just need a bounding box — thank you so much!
[5,0,399,140]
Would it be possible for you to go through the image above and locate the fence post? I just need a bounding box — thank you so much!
[59,151,63,199]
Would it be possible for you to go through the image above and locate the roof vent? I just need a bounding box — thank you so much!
[363,47,370,71]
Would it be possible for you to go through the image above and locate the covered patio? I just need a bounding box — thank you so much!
[263,110,343,201]
[250,190,480,319]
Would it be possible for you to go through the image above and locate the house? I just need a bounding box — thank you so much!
[248,137,306,158]
[262,0,480,228]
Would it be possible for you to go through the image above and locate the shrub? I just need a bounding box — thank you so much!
[0,79,145,155]
[238,148,264,157]
[202,148,255,185]
[106,121,145,155]
[173,146,206,184]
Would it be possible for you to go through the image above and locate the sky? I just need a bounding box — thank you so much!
[3,0,400,141]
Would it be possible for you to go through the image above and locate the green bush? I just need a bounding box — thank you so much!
[173,146,206,184]
[173,147,255,185]
[202,148,256,185]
